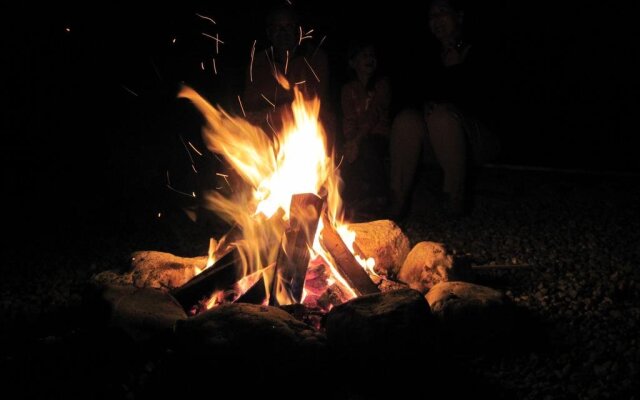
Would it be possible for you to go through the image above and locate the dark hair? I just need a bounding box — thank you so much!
[347,39,375,62]
[429,0,465,14]
[345,39,383,91]
[265,4,299,27]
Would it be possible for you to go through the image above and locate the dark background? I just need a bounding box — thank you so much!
[2,1,638,257]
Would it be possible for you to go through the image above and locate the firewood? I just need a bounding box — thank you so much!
[319,213,380,296]
[234,265,274,305]
[171,247,244,312]
[269,193,324,306]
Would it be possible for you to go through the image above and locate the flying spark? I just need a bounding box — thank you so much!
[303,57,320,82]
[195,13,216,25]
[120,84,139,97]
[187,141,203,156]
[260,93,275,109]
[237,95,246,117]
[250,40,256,82]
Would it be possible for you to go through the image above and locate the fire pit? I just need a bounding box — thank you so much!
[87,84,518,397]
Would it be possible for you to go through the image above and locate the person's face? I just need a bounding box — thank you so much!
[267,12,297,53]
[349,45,377,78]
[428,3,461,42]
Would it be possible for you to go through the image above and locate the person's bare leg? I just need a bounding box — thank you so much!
[426,105,467,214]
[389,109,426,217]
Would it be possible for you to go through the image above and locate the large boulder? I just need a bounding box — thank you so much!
[326,288,435,362]
[174,303,325,362]
[129,251,207,289]
[426,281,513,350]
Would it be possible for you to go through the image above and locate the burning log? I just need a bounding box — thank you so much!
[234,264,274,305]
[320,213,380,296]
[270,193,324,305]
[171,247,244,312]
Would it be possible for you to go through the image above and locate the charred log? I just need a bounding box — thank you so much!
[171,247,244,312]
[269,193,324,306]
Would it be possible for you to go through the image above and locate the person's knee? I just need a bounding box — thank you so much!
[426,104,461,132]
[391,109,426,145]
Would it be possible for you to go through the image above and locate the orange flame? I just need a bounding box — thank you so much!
[179,85,373,308]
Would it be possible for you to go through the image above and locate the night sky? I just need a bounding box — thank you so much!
[2,1,638,253]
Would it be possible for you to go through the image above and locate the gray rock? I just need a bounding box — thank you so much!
[325,288,435,361]
[426,281,513,349]
[95,284,187,343]
[348,219,411,276]
[174,303,325,362]
[129,251,207,290]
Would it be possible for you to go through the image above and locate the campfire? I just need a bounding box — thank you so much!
[90,78,518,372]
[173,84,379,315]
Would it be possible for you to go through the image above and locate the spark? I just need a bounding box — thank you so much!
[250,40,256,82]
[200,61,205,70]
[303,57,320,82]
[187,141,203,156]
[166,171,196,197]
[120,84,139,97]
[172,37,176,44]
[265,113,277,136]
[212,57,217,74]
[216,173,232,190]
[179,135,196,166]
[157,212,162,218]
[311,35,327,60]
[195,13,216,25]
[285,0,291,4]
[150,58,162,81]
[285,50,289,75]
[192,164,198,173]
[65,27,71,32]
[260,93,275,109]
[201,32,224,54]
[294,80,306,85]
[298,26,313,44]
[237,95,246,117]
[264,48,276,76]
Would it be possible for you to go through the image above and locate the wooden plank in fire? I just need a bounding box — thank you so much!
[319,213,380,296]
[269,193,324,306]
[171,246,244,312]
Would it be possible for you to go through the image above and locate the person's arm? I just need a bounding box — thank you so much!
[370,78,392,136]
[341,84,358,141]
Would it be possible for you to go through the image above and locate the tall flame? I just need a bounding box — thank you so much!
[179,85,376,308]
[179,86,344,295]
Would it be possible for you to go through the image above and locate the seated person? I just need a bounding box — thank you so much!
[390,0,501,218]
[340,40,391,213]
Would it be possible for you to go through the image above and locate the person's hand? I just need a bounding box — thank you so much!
[344,139,359,164]
[441,43,470,67]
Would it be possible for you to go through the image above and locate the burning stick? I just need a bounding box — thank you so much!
[319,213,380,296]
[270,193,324,306]
[171,246,245,313]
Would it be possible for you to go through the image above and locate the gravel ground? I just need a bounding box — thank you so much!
[1,165,638,399]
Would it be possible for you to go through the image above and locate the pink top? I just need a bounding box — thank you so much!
[341,77,391,141]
